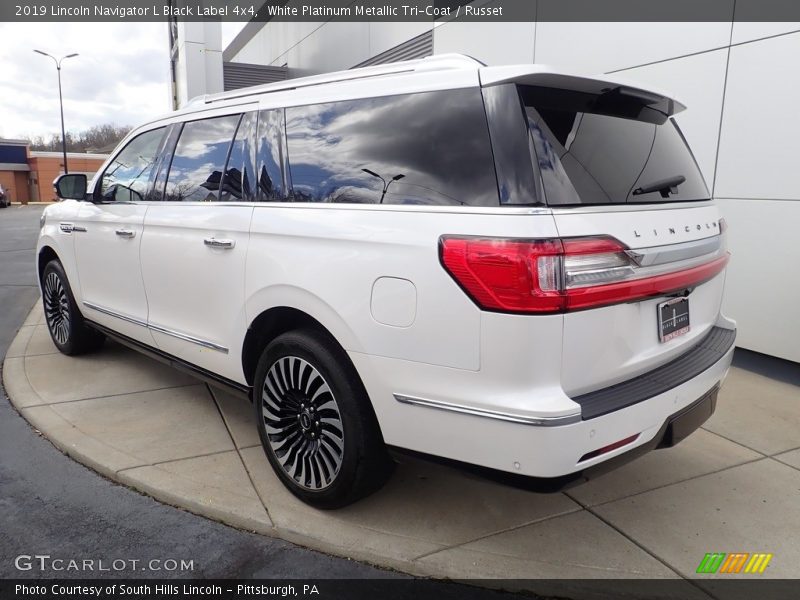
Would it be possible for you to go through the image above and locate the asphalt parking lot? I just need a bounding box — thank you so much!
[2,204,799,600]
[0,206,402,582]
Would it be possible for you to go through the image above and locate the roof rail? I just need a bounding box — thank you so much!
[202,53,483,105]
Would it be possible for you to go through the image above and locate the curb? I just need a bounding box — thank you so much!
[1,316,441,582]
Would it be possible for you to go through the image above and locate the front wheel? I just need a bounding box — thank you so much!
[41,259,105,355]
[254,329,393,508]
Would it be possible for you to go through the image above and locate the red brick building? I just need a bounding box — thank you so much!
[0,138,108,203]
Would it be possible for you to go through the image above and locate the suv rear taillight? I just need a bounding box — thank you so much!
[439,235,729,314]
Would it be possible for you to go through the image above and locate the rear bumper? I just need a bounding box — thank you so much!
[357,326,736,480]
[573,325,736,420]
[390,384,720,492]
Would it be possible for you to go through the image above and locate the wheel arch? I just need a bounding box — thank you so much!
[241,305,364,392]
[37,245,60,283]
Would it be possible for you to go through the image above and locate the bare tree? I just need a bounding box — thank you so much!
[24,123,132,153]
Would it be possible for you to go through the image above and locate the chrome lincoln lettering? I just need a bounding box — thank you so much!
[636,222,718,238]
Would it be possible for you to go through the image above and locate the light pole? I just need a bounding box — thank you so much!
[362,168,405,204]
[34,50,79,174]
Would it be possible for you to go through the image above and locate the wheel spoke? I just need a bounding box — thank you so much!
[261,355,344,491]
[44,272,71,345]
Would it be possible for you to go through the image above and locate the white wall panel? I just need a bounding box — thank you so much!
[433,20,535,65]
[732,22,800,45]
[617,49,728,186]
[715,32,800,200]
[368,22,432,58]
[292,22,371,74]
[718,198,800,363]
[535,22,731,74]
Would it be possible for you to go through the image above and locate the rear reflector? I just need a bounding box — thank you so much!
[579,434,640,462]
[440,235,729,313]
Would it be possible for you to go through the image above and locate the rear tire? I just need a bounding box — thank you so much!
[41,259,105,355]
[254,329,394,508]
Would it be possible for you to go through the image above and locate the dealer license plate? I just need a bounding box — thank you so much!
[658,297,690,343]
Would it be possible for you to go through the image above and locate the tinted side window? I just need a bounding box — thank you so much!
[285,89,499,206]
[256,109,286,201]
[164,114,241,202]
[220,112,257,202]
[97,127,165,202]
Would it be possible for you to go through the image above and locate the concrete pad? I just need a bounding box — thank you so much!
[773,449,800,471]
[2,356,43,408]
[416,510,682,584]
[704,367,800,455]
[20,404,146,477]
[595,459,800,578]
[240,447,446,562]
[24,340,198,404]
[5,325,35,358]
[21,300,44,327]
[118,451,272,534]
[241,447,580,564]
[23,323,58,356]
[46,385,235,465]
[569,429,762,506]
[211,388,260,449]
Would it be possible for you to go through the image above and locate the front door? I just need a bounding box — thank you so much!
[73,126,166,343]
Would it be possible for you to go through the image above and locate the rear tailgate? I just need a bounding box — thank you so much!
[553,204,727,396]
[492,70,732,397]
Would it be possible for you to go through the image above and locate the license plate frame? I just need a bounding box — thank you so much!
[658,296,690,343]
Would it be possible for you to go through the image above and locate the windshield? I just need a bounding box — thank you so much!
[521,85,710,205]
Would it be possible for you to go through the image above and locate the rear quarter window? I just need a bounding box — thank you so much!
[284,88,499,207]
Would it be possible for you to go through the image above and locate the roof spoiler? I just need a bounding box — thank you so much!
[479,65,686,117]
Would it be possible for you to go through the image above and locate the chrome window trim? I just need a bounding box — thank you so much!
[393,394,581,427]
[82,302,228,354]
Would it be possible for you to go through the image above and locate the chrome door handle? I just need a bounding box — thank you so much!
[204,238,235,249]
[115,229,136,238]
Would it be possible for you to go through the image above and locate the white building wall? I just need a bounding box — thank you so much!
[225,19,800,363]
[174,21,223,106]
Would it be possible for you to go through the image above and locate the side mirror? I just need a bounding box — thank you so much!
[53,174,87,200]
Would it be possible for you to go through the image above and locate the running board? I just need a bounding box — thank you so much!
[85,320,251,402]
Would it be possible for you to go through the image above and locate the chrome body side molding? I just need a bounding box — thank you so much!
[148,322,229,354]
[82,301,228,354]
[393,394,581,427]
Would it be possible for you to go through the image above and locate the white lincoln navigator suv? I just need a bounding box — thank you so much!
[37,55,736,508]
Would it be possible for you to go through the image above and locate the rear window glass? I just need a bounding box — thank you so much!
[284,88,499,206]
[521,86,709,205]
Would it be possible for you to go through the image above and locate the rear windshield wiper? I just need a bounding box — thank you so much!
[633,175,686,198]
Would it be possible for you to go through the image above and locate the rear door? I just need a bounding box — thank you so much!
[139,110,256,383]
[518,82,729,396]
